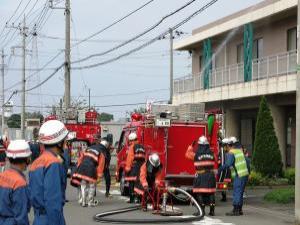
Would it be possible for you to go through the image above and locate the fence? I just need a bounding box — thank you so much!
[174,50,297,94]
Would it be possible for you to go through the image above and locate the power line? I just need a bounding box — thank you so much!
[25,63,64,92]
[12,99,167,109]
[0,0,24,42]
[72,0,218,70]
[26,88,169,98]
[71,0,155,49]
[39,34,154,43]
[72,0,196,64]
[4,50,63,92]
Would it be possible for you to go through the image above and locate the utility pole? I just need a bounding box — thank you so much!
[21,16,27,139]
[296,0,300,224]
[64,0,71,109]
[169,28,173,104]
[1,50,5,136]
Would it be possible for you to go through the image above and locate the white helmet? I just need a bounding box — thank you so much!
[2,134,7,141]
[6,140,31,159]
[39,120,68,145]
[128,132,137,141]
[149,153,160,168]
[100,139,109,148]
[222,138,230,145]
[66,132,76,141]
[229,136,238,145]
[198,136,208,145]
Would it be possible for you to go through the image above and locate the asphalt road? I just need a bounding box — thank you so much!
[30,183,295,225]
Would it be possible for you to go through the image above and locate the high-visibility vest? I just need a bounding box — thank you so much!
[229,149,249,178]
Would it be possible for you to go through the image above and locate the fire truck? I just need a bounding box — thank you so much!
[116,104,227,195]
[45,109,101,169]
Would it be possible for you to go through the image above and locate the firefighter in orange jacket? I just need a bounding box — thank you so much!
[185,136,216,216]
[125,132,141,203]
[0,140,32,225]
[72,139,109,207]
[134,153,163,209]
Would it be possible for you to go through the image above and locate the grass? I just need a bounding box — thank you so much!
[264,188,295,204]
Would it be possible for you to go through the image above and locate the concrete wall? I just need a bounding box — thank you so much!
[190,15,296,75]
[101,121,126,170]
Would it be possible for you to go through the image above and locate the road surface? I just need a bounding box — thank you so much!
[30,183,295,225]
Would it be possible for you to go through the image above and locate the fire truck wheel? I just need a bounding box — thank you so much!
[120,171,129,196]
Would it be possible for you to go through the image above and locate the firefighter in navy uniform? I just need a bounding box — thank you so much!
[186,136,216,216]
[218,137,250,216]
[0,140,32,225]
[125,132,141,203]
[125,143,146,203]
[29,120,69,225]
[134,153,163,210]
[0,137,6,173]
[73,139,109,207]
[218,138,232,202]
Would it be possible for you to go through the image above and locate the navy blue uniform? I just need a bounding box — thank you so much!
[29,150,66,225]
[0,168,30,225]
[219,152,250,207]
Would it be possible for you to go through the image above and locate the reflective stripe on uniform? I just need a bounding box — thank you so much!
[192,188,216,193]
[83,152,98,162]
[134,187,145,196]
[194,161,215,167]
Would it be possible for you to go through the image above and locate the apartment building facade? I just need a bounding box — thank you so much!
[173,0,297,167]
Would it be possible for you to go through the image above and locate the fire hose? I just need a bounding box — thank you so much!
[93,187,204,223]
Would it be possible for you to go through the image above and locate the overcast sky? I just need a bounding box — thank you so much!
[0,0,263,119]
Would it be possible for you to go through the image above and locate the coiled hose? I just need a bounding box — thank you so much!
[93,187,204,223]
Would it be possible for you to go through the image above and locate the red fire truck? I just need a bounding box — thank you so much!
[116,105,226,195]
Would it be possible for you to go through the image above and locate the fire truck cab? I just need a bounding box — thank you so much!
[116,104,226,195]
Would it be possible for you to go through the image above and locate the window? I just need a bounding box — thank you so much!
[117,131,126,153]
[237,38,263,63]
[253,38,263,59]
[199,55,203,72]
[237,43,244,63]
[287,27,297,51]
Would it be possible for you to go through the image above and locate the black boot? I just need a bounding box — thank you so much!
[127,194,135,203]
[209,204,215,216]
[226,206,239,216]
[221,192,227,202]
[238,205,244,215]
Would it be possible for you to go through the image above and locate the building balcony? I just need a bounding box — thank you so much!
[173,50,297,105]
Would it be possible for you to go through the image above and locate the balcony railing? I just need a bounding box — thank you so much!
[174,50,297,94]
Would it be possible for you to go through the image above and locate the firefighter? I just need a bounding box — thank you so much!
[218,137,250,216]
[101,134,113,198]
[134,153,163,210]
[218,138,232,202]
[73,139,109,207]
[125,143,146,203]
[185,136,216,216]
[125,132,141,203]
[29,120,69,225]
[0,137,6,173]
[0,140,32,225]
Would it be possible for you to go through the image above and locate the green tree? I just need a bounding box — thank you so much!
[7,114,21,128]
[132,107,146,114]
[26,111,44,123]
[97,112,114,122]
[252,96,282,177]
